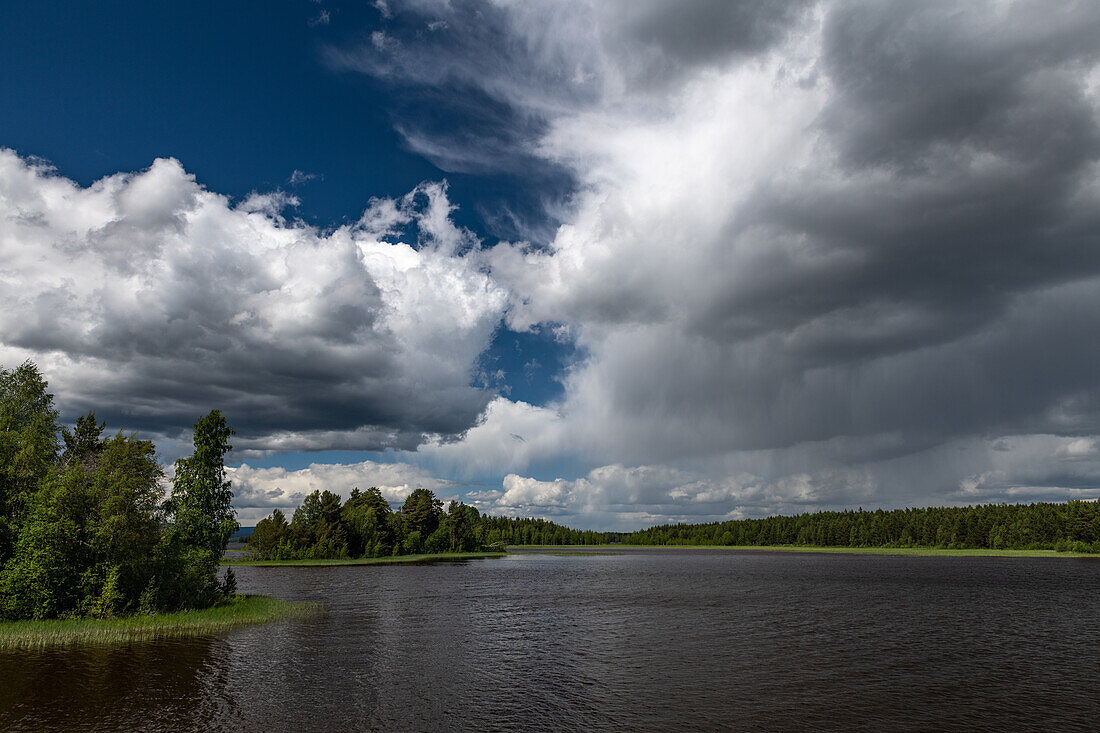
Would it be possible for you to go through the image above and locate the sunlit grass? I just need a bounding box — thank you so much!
[0,595,321,650]
[222,551,506,567]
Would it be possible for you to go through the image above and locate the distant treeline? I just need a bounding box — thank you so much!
[620,501,1100,553]
[247,489,610,560]
[0,362,239,621]
[477,516,610,547]
[250,493,1100,557]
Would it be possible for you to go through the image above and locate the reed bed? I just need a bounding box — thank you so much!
[223,551,506,567]
[0,595,321,650]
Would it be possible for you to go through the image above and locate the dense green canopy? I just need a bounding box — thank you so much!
[620,502,1100,552]
[247,489,610,560]
[0,361,238,620]
[250,491,1100,558]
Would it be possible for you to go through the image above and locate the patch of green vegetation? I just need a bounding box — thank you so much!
[0,364,246,622]
[0,594,321,650]
[222,551,506,567]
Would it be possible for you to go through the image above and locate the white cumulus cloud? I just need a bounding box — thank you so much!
[0,150,506,453]
[228,459,457,524]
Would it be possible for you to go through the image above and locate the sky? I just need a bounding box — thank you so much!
[2,0,1100,529]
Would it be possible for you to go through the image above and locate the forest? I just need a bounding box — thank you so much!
[248,485,1100,558]
[0,361,238,620]
[620,501,1100,552]
[247,488,610,560]
[251,495,1100,558]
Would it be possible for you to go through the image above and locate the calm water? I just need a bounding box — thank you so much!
[2,549,1099,731]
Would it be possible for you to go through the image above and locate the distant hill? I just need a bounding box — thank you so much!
[231,526,255,540]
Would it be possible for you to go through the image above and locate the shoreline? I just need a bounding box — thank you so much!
[0,595,321,650]
[222,551,506,567]
[507,544,1100,558]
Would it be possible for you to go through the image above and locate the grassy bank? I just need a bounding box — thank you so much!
[222,551,506,567]
[510,544,1100,558]
[0,595,321,650]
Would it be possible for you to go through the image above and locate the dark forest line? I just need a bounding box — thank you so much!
[249,494,1100,557]
[619,501,1100,552]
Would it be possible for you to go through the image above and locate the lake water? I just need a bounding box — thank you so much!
[2,549,1099,731]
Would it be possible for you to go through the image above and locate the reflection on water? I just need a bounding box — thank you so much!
[0,637,231,730]
[2,550,1099,731]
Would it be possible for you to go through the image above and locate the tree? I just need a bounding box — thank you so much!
[0,431,162,619]
[169,411,237,557]
[60,412,106,469]
[401,488,442,539]
[446,500,481,552]
[84,432,163,614]
[0,362,60,566]
[249,508,289,559]
[0,474,82,619]
[343,487,394,557]
[290,490,347,558]
[1068,500,1099,544]
[156,410,237,610]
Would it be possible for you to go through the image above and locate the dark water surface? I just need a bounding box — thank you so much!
[2,549,1099,731]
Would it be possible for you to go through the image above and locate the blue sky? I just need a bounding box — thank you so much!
[0,1,574,239]
[1,0,573,410]
[3,1,1100,528]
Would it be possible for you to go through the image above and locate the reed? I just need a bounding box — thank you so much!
[223,551,506,567]
[0,595,321,650]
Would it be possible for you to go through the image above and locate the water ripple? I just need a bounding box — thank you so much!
[2,551,1098,731]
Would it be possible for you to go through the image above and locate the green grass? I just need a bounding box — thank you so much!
[0,595,321,650]
[510,544,1099,558]
[222,551,506,567]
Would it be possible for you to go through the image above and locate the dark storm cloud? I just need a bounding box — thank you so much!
[696,0,1100,339]
[620,0,814,71]
[315,0,1100,521]
[821,0,1100,170]
[660,0,1100,453]
[444,0,1100,502]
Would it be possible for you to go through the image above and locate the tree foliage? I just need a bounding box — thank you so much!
[619,501,1100,552]
[247,489,611,560]
[250,492,1100,559]
[0,362,60,566]
[401,488,443,538]
[343,487,395,557]
[0,362,240,620]
[154,410,239,611]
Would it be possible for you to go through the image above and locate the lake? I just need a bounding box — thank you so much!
[2,549,1099,731]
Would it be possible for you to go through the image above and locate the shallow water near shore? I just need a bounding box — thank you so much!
[2,549,1098,731]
